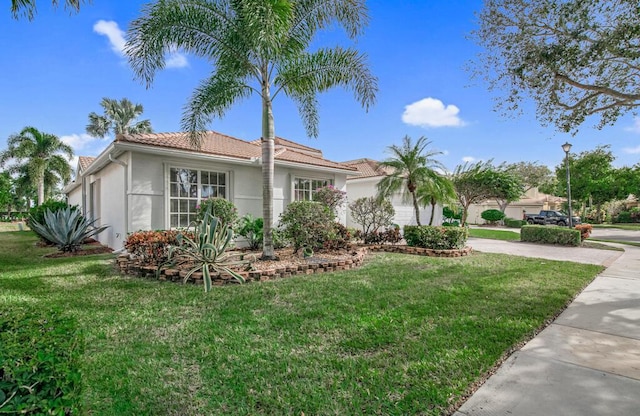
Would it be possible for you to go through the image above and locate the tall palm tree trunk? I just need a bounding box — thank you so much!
[411,191,422,226]
[261,74,276,260]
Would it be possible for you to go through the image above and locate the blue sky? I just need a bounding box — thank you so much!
[2,0,640,172]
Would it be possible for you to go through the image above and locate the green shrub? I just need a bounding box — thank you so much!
[197,198,238,229]
[0,308,83,414]
[29,207,109,252]
[504,217,527,228]
[279,201,335,252]
[442,221,460,227]
[520,225,581,246]
[614,211,632,223]
[403,225,468,250]
[323,222,352,251]
[442,206,462,223]
[481,209,506,224]
[237,214,263,250]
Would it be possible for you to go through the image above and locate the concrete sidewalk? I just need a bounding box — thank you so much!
[454,242,640,416]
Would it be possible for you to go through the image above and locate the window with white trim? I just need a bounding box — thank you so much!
[169,167,227,228]
[294,177,333,201]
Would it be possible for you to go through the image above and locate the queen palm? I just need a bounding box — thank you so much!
[11,0,84,20]
[416,174,456,226]
[0,126,73,205]
[126,0,377,259]
[377,136,445,226]
[86,97,153,138]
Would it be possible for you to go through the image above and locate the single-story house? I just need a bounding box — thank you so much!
[63,131,355,250]
[342,158,443,230]
[466,187,565,224]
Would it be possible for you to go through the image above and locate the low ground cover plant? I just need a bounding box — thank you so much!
[0,308,83,415]
[521,225,581,246]
[0,230,603,415]
[125,230,184,265]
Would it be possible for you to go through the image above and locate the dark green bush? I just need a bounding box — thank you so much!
[442,221,460,227]
[279,201,335,252]
[504,217,527,228]
[520,225,581,246]
[0,308,83,414]
[404,225,468,250]
[481,209,506,224]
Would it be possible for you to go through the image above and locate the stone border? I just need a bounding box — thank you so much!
[365,244,472,257]
[115,244,472,286]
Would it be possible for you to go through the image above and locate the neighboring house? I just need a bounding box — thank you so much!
[342,158,443,230]
[466,187,565,224]
[63,131,354,250]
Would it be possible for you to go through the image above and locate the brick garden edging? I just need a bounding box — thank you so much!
[365,245,472,257]
[115,244,472,286]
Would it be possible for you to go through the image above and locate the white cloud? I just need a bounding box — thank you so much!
[623,145,640,154]
[462,156,475,163]
[165,51,189,68]
[402,97,466,128]
[93,20,189,68]
[93,20,126,55]
[61,133,99,151]
[441,149,450,156]
[624,118,640,133]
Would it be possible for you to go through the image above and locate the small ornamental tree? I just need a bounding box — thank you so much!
[313,185,347,214]
[349,197,395,235]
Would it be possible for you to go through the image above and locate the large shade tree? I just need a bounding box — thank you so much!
[126,0,377,259]
[376,136,446,226]
[450,161,501,225]
[11,0,85,20]
[86,97,153,138]
[0,127,73,205]
[473,0,640,133]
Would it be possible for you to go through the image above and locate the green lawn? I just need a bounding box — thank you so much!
[590,223,640,231]
[1,231,603,415]
[468,228,520,241]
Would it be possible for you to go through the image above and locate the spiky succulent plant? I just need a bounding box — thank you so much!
[29,207,108,252]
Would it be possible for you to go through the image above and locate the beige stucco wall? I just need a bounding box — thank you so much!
[66,184,82,209]
[89,155,126,250]
[345,177,442,230]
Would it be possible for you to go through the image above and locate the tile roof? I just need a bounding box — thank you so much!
[342,158,392,179]
[78,156,96,172]
[115,131,353,171]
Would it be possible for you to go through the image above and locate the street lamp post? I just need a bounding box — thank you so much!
[562,142,573,228]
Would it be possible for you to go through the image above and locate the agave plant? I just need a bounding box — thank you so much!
[29,207,109,252]
[167,212,250,291]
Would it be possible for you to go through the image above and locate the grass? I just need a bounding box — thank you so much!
[1,231,603,415]
[590,223,640,231]
[588,238,640,248]
[467,228,520,241]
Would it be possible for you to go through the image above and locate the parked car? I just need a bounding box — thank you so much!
[524,210,581,226]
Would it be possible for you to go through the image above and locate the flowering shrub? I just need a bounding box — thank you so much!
[125,230,185,266]
[313,185,347,213]
[279,201,335,252]
[196,198,238,229]
[574,224,593,241]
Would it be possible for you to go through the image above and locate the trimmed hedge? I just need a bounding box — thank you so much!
[504,217,527,228]
[520,225,581,246]
[0,308,83,414]
[404,225,468,250]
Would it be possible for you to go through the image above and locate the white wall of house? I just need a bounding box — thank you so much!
[89,156,126,249]
[66,184,82,208]
[345,177,441,230]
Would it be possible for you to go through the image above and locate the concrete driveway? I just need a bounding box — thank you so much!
[589,227,640,243]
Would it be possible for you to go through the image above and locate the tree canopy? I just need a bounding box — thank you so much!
[10,0,85,20]
[472,0,640,133]
[0,127,73,205]
[376,136,446,226]
[126,0,377,259]
[507,161,552,193]
[86,98,153,138]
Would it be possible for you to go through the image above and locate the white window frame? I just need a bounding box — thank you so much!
[292,176,334,202]
[167,166,231,229]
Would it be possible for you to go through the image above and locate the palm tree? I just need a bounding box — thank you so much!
[86,97,153,138]
[416,175,457,226]
[377,136,445,226]
[0,127,73,205]
[11,0,84,20]
[126,0,377,259]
